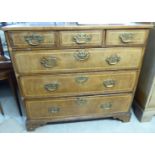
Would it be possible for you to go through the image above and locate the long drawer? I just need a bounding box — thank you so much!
[20,71,137,98]
[26,94,132,120]
[14,47,143,74]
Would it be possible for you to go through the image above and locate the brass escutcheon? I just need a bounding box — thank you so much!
[103,80,116,88]
[40,57,57,68]
[44,82,59,92]
[24,34,44,46]
[119,33,135,43]
[75,97,87,106]
[75,76,88,84]
[100,103,112,110]
[106,54,121,65]
[48,107,60,113]
[73,33,92,44]
[74,50,90,61]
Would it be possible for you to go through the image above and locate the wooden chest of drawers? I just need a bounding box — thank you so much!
[3,23,152,131]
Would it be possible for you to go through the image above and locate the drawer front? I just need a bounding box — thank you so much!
[20,71,137,98]
[60,30,103,47]
[8,31,56,49]
[14,47,143,74]
[106,30,149,46]
[26,94,132,119]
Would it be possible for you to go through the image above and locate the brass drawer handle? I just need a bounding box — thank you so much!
[73,33,92,44]
[119,33,134,43]
[24,34,44,46]
[48,107,60,113]
[75,76,88,84]
[40,57,57,68]
[74,50,90,61]
[44,82,59,92]
[103,80,116,88]
[75,97,87,106]
[100,103,112,110]
[106,55,121,65]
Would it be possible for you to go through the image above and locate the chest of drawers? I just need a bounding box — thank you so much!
[3,23,152,131]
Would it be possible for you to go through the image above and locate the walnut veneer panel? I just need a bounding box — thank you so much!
[26,94,132,120]
[14,47,143,74]
[106,30,149,46]
[8,31,56,49]
[59,30,104,47]
[20,71,137,98]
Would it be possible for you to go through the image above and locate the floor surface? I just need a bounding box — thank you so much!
[0,81,155,133]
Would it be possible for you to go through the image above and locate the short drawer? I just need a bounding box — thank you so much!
[20,71,137,98]
[8,31,56,49]
[106,29,149,46]
[59,30,104,47]
[14,47,143,74]
[26,94,132,120]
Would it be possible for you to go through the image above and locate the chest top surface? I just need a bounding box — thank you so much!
[2,22,153,31]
